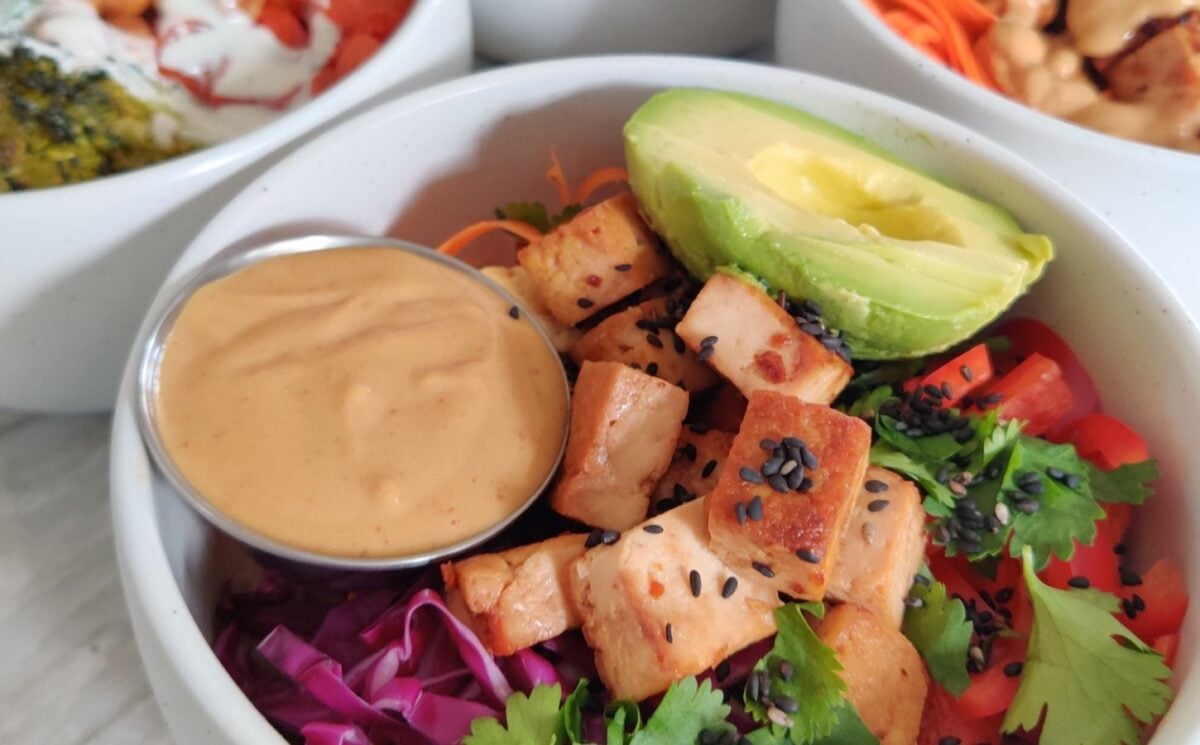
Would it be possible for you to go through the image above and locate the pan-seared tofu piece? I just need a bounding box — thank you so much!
[442,534,587,656]
[569,498,780,701]
[571,299,718,392]
[829,468,927,627]
[517,193,672,326]
[651,429,735,509]
[1107,20,1200,100]
[818,604,928,745]
[675,273,852,404]
[481,265,579,353]
[551,361,688,531]
[707,391,870,600]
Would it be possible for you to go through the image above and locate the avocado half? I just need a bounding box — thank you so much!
[623,88,1053,360]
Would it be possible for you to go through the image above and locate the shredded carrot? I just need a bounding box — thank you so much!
[545,148,571,208]
[435,219,544,256]
[573,166,629,204]
[935,0,996,37]
[877,0,998,90]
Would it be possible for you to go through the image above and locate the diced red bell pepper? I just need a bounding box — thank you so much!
[333,32,381,78]
[918,684,1004,744]
[325,0,414,38]
[904,343,994,407]
[1058,413,1150,471]
[953,636,1026,720]
[1102,502,1133,546]
[258,4,309,47]
[978,353,1074,436]
[993,318,1100,433]
[1153,633,1180,668]
[1121,558,1189,642]
[1040,516,1121,594]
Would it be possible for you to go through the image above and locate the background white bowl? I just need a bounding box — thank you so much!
[0,0,471,414]
[775,0,1200,324]
[471,0,776,61]
[112,56,1200,744]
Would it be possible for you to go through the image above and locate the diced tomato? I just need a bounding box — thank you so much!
[258,4,309,47]
[978,353,1074,436]
[1121,558,1189,642]
[1057,413,1150,471]
[918,684,1004,744]
[954,636,1026,720]
[1040,518,1121,594]
[903,343,994,407]
[993,318,1100,433]
[1153,634,1180,668]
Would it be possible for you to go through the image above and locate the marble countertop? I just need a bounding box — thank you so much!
[0,414,168,744]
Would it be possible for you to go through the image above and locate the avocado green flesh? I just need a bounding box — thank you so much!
[624,88,1053,359]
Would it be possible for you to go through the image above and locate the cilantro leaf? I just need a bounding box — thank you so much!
[630,677,732,744]
[495,201,583,233]
[902,571,973,695]
[605,700,641,745]
[744,703,877,745]
[877,414,964,462]
[846,385,896,419]
[561,679,589,743]
[1002,437,1104,569]
[466,683,567,745]
[1088,459,1158,505]
[1004,546,1173,745]
[745,604,848,744]
[967,411,1022,474]
[869,442,957,507]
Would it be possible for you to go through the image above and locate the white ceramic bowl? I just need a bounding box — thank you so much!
[471,0,776,61]
[111,56,1200,744]
[775,0,1200,325]
[0,0,471,414]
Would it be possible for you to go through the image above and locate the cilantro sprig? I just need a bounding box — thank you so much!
[1004,546,1173,745]
[902,570,973,696]
[495,201,583,233]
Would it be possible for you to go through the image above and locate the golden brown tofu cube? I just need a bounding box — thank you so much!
[1108,20,1200,100]
[442,534,587,656]
[481,265,579,353]
[517,193,672,326]
[818,604,928,745]
[570,299,718,392]
[651,428,735,508]
[551,361,689,531]
[707,391,871,600]
[829,467,927,627]
[568,498,780,701]
[675,273,852,405]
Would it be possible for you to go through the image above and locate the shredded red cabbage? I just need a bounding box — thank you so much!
[215,572,556,745]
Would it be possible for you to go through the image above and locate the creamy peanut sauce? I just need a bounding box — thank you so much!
[155,247,568,559]
[978,0,1200,152]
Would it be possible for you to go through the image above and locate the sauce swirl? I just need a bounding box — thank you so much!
[154,246,568,559]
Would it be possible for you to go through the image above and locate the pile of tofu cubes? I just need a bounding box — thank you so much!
[446,194,930,743]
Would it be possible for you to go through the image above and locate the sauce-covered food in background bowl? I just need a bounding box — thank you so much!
[111,58,1199,745]
[0,0,469,414]
[136,236,570,567]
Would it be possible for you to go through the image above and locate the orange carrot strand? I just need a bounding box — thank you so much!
[573,166,629,204]
[545,148,571,209]
[436,220,544,256]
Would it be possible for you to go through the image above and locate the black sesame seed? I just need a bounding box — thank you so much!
[953,428,975,444]
[800,449,819,469]
[865,479,890,493]
[700,731,718,745]
[673,334,686,354]
[868,499,890,512]
[774,695,799,714]
[1114,543,1127,555]
[798,477,813,492]
[507,305,520,319]
[643,524,664,534]
[982,392,1004,405]
[796,548,821,564]
[783,436,805,449]
[655,497,678,513]
[1067,576,1091,589]
[673,483,693,502]
[682,443,698,462]
[960,365,973,382]
[577,298,594,309]
[746,669,760,701]
[941,381,954,399]
[758,671,772,697]
[1132,593,1146,611]
[936,465,951,484]
[715,660,732,682]
[689,569,703,597]
[600,529,620,545]
[697,346,715,362]
[778,660,795,682]
[1004,661,1024,678]
[647,333,664,349]
[740,467,765,484]
[1123,598,1138,619]
[761,455,784,476]
[665,623,674,643]
[646,362,659,376]
[636,318,657,330]
[584,529,604,548]
[702,459,718,478]
[721,576,739,598]
[924,384,944,399]
[938,737,962,745]
[768,474,789,493]
[1120,568,1143,587]
[700,335,719,348]
[752,561,775,578]
[1016,500,1041,514]
[735,501,748,525]
[994,587,1014,604]
[1046,466,1066,481]
[1064,473,1082,490]
[760,438,780,451]
[614,263,632,271]
[748,496,764,521]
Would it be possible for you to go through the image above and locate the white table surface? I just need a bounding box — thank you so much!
[0,413,169,743]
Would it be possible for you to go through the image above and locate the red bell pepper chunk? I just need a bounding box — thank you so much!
[953,636,1026,720]
[1102,502,1132,547]
[1153,634,1180,668]
[1058,413,1150,471]
[258,4,309,48]
[978,353,1074,437]
[993,318,1100,434]
[903,343,994,407]
[918,684,1004,744]
[1121,558,1189,642]
[1040,515,1121,594]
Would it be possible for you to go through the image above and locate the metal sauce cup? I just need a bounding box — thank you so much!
[135,235,570,571]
